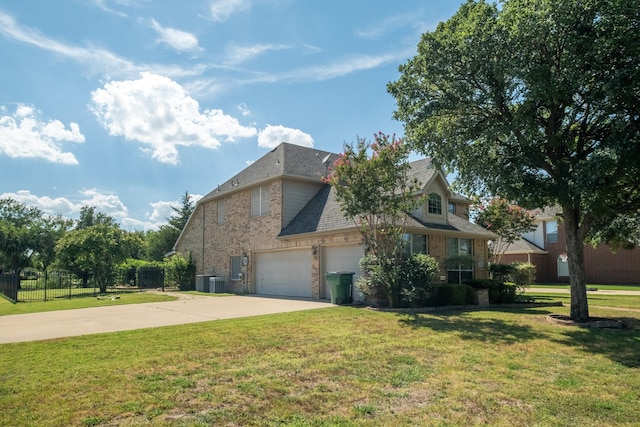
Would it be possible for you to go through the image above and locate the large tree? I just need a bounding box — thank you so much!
[0,198,43,280]
[388,0,640,321]
[323,133,422,306]
[56,208,141,292]
[168,191,195,232]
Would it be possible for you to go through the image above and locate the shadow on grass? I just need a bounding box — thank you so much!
[396,307,556,345]
[549,317,640,368]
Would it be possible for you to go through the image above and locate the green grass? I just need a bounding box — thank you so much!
[1,297,639,426]
[531,284,640,291]
[528,292,640,310]
[0,292,177,316]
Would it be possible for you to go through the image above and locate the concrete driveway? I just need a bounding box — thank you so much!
[0,294,336,344]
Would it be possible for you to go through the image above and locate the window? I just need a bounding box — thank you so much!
[448,202,456,214]
[217,199,224,225]
[251,185,271,217]
[546,221,558,244]
[428,193,442,214]
[403,234,428,255]
[557,254,569,277]
[231,256,242,280]
[447,237,473,284]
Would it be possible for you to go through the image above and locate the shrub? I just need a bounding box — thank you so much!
[511,262,536,294]
[489,263,516,282]
[430,283,471,306]
[399,253,440,307]
[165,252,196,291]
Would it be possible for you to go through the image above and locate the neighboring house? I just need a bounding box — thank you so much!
[501,207,640,284]
[173,143,496,300]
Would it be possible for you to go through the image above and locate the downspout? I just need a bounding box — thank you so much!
[202,203,205,275]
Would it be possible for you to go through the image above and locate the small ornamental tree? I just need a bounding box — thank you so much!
[473,198,537,263]
[323,133,423,307]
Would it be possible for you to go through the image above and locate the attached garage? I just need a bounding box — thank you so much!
[322,244,364,301]
[255,249,313,297]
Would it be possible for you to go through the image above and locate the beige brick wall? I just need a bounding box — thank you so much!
[176,177,493,296]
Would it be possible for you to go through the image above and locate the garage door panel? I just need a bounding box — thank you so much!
[256,250,312,297]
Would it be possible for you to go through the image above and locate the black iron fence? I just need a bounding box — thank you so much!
[0,267,165,303]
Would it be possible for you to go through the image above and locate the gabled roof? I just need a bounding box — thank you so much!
[278,152,498,239]
[279,182,497,239]
[199,142,338,203]
[502,237,548,254]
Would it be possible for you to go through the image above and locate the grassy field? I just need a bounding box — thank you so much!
[530,284,640,291]
[0,292,177,316]
[1,292,639,426]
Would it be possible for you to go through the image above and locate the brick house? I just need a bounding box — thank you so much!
[501,206,640,284]
[173,142,496,300]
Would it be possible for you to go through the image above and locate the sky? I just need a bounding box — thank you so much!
[0,0,465,231]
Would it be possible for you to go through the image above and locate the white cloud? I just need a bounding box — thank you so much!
[0,11,205,80]
[224,42,289,65]
[208,0,251,22]
[236,103,251,117]
[90,72,257,164]
[0,190,79,216]
[147,194,203,223]
[0,188,126,220]
[258,125,314,149]
[149,18,202,53]
[92,0,128,17]
[0,105,84,164]
[80,189,128,218]
[0,189,206,231]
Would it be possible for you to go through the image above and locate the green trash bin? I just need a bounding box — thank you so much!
[326,272,354,305]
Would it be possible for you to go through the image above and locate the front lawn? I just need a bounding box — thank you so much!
[1,299,638,426]
[0,292,177,316]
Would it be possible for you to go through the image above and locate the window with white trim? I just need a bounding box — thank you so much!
[403,234,428,256]
[251,185,271,217]
[546,221,558,244]
[447,237,473,284]
[231,256,242,280]
[428,193,442,214]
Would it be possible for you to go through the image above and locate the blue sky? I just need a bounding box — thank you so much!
[0,0,464,231]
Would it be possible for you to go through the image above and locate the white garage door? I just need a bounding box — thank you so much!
[322,245,364,301]
[255,250,312,297]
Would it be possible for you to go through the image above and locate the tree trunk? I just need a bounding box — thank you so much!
[563,206,589,322]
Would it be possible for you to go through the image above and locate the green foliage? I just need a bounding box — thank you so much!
[511,262,536,293]
[473,198,537,262]
[145,225,180,261]
[389,0,640,321]
[56,219,140,293]
[488,262,536,294]
[165,252,196,290]
[489,263,516,283]
[464,279,517,304]
[358,253,440,308]
[399,253,440,307]
[324,133,424,307]
[430,283,471,306]
[0,198,44,274]
[168,191,196,232]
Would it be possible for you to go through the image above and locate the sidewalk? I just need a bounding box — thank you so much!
[0,294,335,344]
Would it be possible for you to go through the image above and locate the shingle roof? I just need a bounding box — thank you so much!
[279,185,354,237]
[502,237,548,254]
[200,143,339,203]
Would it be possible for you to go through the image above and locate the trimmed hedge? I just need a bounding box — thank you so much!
[464,279,517,304]
[429,283,473,306]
